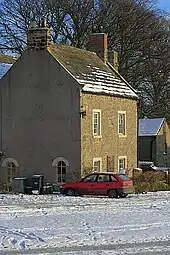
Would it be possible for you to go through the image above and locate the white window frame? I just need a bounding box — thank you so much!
[2,158,19,187]
[93,157,102,172]
[118,156,127,173]
[118,111,126,136]
[57,161,67,183]
[93,109,101,137]
[52,157,69,184]
[7,162,17,185]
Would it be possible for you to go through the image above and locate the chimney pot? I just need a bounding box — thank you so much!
[41,18,46,28]
[108,50,119,72]
[29,21,37,29]
[113,50,119,72]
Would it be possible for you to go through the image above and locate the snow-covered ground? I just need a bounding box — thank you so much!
[0,192,170,254]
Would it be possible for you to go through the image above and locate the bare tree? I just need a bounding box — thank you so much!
[137,17,170,118]
[0,0,95,52]
[0,0,67,53]
[0,0,169,119]
[60,0,95,47]
[93,0,170,119]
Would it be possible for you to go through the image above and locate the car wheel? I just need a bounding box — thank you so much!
[65,188,75,196]
[120,193,128,198]
[108,189,117,198]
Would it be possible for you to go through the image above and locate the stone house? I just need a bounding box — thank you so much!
[138,118,170,166]
[0,21,138,190]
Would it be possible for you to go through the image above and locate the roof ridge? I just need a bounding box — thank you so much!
[51,43,96,55]
[48,44,138,99]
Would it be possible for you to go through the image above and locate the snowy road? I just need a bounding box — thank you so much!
[0,192,170,254]
[1,241,170,255]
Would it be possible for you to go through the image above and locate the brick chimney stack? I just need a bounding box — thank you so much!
[88,33,108,63]
[27,18,51,50]
[113,50,119,72]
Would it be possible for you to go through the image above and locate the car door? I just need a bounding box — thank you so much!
[93,174,111,195]
[109,174,121,190]
[78,174,98,195]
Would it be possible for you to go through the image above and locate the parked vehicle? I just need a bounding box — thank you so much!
[139,161,170,172]
[138,161,155,171]
[60,172,134,198]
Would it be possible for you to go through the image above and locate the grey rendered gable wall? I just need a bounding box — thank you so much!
[0,50,81,182]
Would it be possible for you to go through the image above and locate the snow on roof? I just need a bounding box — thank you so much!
[0,63,12,79]
[48,44,138,99]
[76,68,136,98]
[138,118,165,136]
[0,47,138,99]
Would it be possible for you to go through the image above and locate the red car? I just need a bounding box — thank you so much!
[60,172,134,198]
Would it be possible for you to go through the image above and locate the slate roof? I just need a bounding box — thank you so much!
[0,45,138,100]
[138,118,165,136]
[48,44,138,99]
[0,53,16,79]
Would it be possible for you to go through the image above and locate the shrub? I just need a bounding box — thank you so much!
[133,171,170,193]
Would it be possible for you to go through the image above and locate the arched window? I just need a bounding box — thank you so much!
[2,158,19,188]
[7,162,17,184]
[52,157,69,184]
[57,161,66,183]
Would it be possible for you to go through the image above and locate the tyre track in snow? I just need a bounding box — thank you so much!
[0,192,170,254]
[0,226,45,250]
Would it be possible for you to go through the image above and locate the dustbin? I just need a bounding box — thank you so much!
[12,177,28,193]
[32,175,44,194]
[42,184,53,194]
[25,186,33,195]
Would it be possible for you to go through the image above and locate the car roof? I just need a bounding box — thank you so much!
[90,172,119,175]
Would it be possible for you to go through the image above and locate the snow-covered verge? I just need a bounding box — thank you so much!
[0,192,170,254]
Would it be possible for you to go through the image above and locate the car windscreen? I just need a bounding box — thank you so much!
[118,174,131,181]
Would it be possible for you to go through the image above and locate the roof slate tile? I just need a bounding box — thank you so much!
[48,44,138,99]
[139,118,165,136]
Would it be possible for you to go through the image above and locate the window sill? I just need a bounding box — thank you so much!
[93,135,102,138]
[118,134,127,138]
